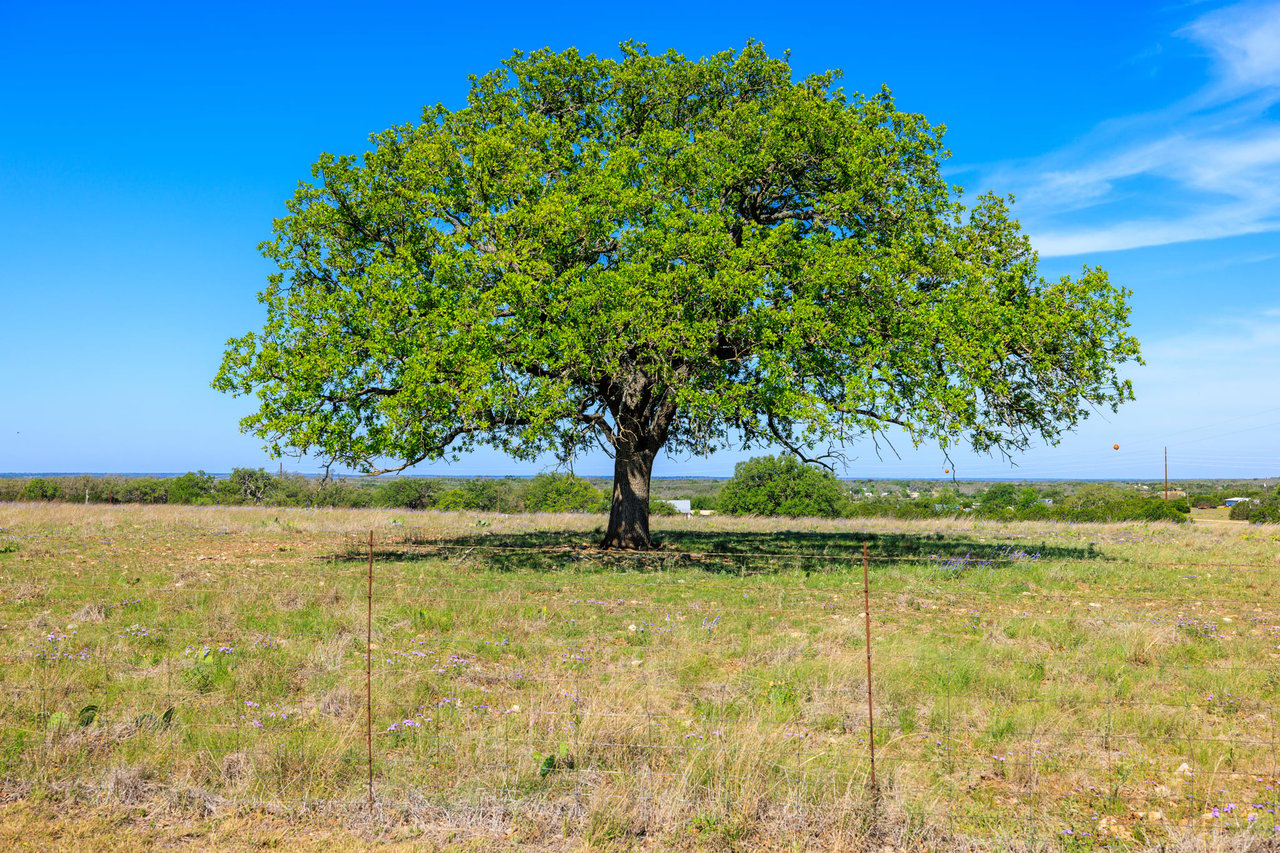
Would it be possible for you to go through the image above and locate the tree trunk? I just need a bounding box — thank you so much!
[602,443,655,549]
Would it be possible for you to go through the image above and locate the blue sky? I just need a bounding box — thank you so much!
[1,0,1277,480]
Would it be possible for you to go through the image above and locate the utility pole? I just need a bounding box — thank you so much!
[1164,447,1169,501]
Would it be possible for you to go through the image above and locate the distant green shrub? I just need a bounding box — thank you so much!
[1017,502,1052,521]
[22,478,62,501]
[311,480,375,508]
[269,473,314,506]
[1247,504,1280,524]
[648,498,679,516]
[434,478,523,512]
[1229,499,1256,520]
[90,477,126,503]
[217,468,275,504]
[1135,500,1190,523]
[718,455,849,518]
[433,489,468,510]
[847,498,938,520]
[977,483,1019,514]
[523,474,604,513]
[1057,496,1187,524]
[1232,488,1280,523]
[117,478,168,504]
[167,471,215,505]
[1063,484,1131,511]
[377,478,438,510]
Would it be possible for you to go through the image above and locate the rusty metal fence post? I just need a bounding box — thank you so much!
[863,542,876,793]
[367,529,374,814]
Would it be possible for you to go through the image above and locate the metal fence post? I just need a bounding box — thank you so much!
[863,542,876,794]
[367,529,374,814]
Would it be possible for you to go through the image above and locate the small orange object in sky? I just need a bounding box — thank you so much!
[944,468,950,473]
[1113,444,1120,450]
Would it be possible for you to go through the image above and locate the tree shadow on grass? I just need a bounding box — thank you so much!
[341,525,1100,575]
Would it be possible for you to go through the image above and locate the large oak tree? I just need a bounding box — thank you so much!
[214,43,1141,549]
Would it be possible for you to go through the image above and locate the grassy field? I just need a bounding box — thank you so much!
[1,504,1278,851]
[1189,507,1239,524]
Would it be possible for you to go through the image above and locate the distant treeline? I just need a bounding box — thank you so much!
[855,480,1273,524]
[4,461,1277,524]
[0,470,624,513]
[716,456,1202,524]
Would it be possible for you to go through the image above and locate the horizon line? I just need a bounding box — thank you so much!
[2,472,1276,483]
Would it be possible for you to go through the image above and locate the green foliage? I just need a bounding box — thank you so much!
[433,478,523,512]
[1137,500,1190,523]
[522,474,604,513]
[1231,488,1280,523]
[377,478,438,510]
[1066,483,1128,511]
[0,472,382,509]
[648,498,679,516]
[1248,504,1280,524]
[167,471,215,505]
[311,479,375,508]
[0,469,1215,527]
[1228,499,1253,521]
[718,455,849,518]
[212,43,1140,546]
[978,483,1018,513]
[847,497,937,520]
[115,477,169,504]
[134,707,175,730]
[1058,487,1188,524]
[840,481,1191,524]
[92,477,126,503]
[533,741,574,778]
[217,468,275,505]
[268,473,313,506]
[932,487,963,513]
[22,478,61,501]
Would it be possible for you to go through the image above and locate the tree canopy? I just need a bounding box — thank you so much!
[214,42,1141,548]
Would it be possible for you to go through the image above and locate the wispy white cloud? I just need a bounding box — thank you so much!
[976,1,1280,257]
[1141,305,1280,366]
[1183,0,1280,91]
